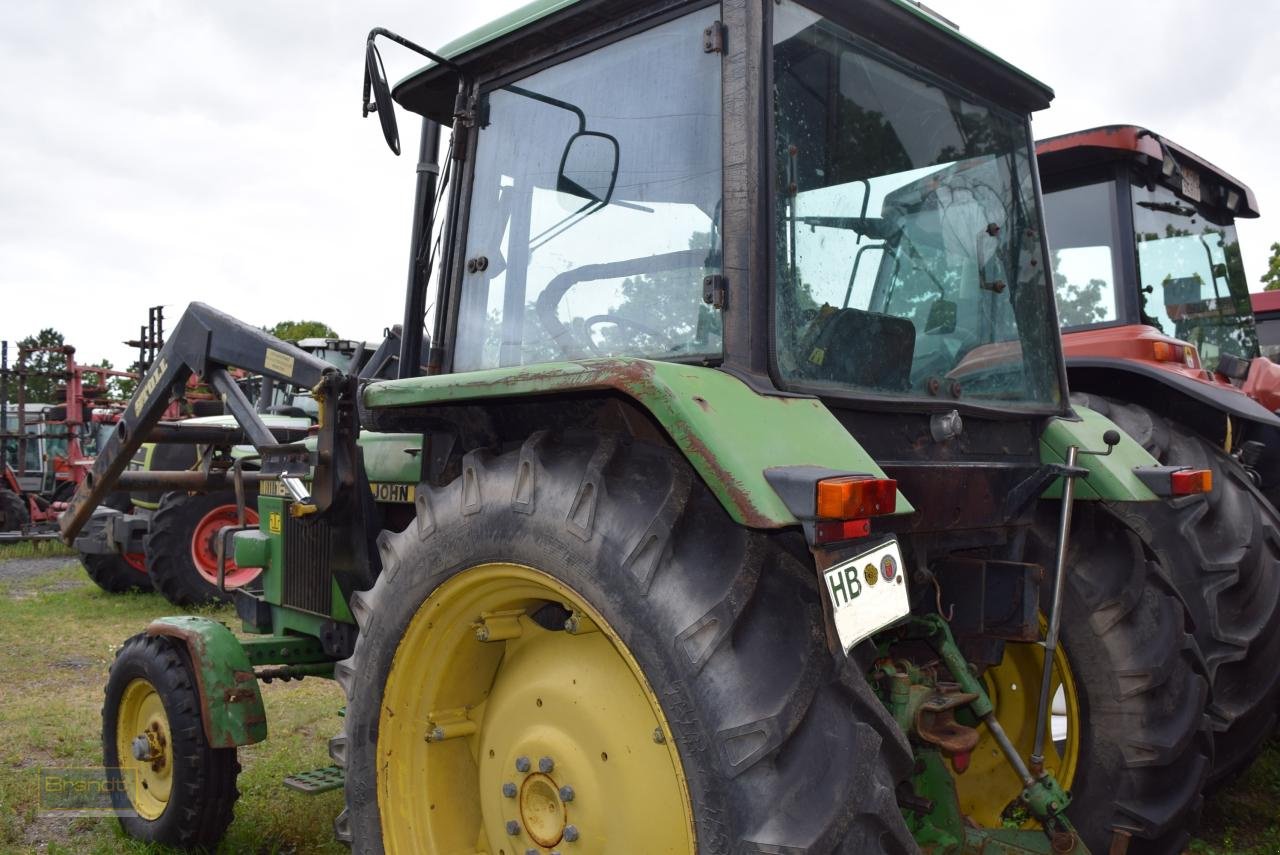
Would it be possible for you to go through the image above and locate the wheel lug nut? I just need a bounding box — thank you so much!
[564,824,580,842]
[506,819,521,836]
[502,782,517,798]
[559,784,575,802]
[538,756,555,773]
[515,756,531,773]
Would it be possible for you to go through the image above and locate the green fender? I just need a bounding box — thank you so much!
[145,616,267,748]
[1040,404,1161,502]
[362,358,914,527]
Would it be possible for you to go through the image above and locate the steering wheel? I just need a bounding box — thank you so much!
[582,314,674,356]
[534,249,706,358]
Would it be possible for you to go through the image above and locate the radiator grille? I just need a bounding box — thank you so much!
[283,514,333,616]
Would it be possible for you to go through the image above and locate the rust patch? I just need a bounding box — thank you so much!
[678,429,773,528]
[692,395,712,413]
[147,623,217,744]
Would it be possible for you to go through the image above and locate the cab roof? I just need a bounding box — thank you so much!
[393,0,1054,122]
[1037,125,1259,218]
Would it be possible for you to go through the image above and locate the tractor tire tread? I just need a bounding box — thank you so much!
[1075,392,1280,786]
[102,633,239,848]
[1032,503,1212,855]
[145,491,242,607]
[334,432,917,853]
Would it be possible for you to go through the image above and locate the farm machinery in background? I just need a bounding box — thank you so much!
[1038,127,1280,785]
[55,3,1267,854]
[0,339,138,545]
[72,308,400,605]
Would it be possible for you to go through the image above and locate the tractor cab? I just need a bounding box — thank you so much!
[1039,125,1280,494]
[386,0,1065,418]
[1039,126,1264,378]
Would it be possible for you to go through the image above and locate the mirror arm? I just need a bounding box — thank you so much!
[366,28,465,76]
[363,27,470,117]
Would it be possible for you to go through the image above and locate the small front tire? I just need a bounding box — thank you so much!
[102,633,240,849]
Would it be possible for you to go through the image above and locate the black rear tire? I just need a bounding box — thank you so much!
[79,493,152,593]
[332,432,917,853]
[1027,504,1212,854]
[1076,393,1280,787]
[0,487,28,532]
[102,633,240,849]
[145,491,256,607]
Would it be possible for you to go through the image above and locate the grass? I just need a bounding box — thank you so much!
[1192,738,1280,854]
[0,560,346,854]
[0,558,1274,854]
[0,540,74,561]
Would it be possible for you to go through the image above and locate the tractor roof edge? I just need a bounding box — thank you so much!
[392,0,1053,120]
[1036,124,1259,218]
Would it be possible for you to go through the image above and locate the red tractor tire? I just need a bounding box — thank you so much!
[144,491,260,607]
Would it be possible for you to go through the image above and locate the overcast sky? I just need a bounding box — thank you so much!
[3,1,1278,372]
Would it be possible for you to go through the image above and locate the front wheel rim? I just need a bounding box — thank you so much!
[189,504,260,587]
[116,678,174,820]
[376,562,696,854]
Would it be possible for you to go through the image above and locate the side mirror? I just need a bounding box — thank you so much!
[365,41,400,155]
[557,131,619,207]
[924,299,957,335]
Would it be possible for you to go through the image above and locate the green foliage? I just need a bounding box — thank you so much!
[268,320,339,342]
[114,360,143,400]
[14,328,67,403]
[1262,242,1280,292]
[84,359,133,401]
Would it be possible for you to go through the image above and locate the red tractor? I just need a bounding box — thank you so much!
[1252,290,1280,362]
[1039,125,1280,786]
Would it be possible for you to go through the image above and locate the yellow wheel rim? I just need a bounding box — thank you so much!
[115,678,174,821]
[377,562,696,854]
[955,629,1080,827]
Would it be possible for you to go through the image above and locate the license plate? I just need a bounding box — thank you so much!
[823,538,910,652]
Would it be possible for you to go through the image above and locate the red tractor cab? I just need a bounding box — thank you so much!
[1038,125,1280,503]
[1252,290,1280,363]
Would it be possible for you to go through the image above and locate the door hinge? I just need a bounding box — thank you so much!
[451,92,480,162]
[703,21,726,54]
[702,274,727,310]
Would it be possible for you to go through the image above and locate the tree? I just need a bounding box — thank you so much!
[14,328,67,403]
[114,361,142,400]
[85,359,135,400]
[1262,242,1280,291]
[268,320,338,342]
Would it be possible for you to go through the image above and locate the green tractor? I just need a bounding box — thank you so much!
[63,1,1229,852]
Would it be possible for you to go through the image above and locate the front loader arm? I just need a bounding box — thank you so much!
[60,302,352,543]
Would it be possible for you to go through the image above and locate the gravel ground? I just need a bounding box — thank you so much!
[0,555,78,583]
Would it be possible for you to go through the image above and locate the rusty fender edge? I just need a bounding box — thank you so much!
[146,616,267,748]
[362,358,913,527]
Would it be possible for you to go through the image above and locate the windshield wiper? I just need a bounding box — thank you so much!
[796,216,898,241]
[1137,200,1196,218]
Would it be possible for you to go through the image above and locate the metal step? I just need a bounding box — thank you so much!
[283,764,344,795]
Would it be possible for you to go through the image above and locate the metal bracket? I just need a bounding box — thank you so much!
[702,273,727,310]
[702,21,726,53]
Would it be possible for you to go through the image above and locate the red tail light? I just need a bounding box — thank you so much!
[813,518,872,545]
[1170,469,1212,496]
[816,476,897,520]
